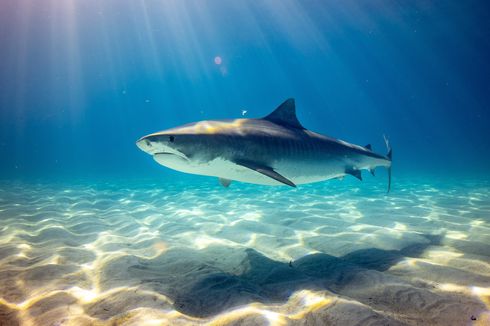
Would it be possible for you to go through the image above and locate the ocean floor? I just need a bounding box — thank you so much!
[0,177,489,325]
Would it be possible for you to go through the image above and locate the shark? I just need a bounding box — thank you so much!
[136,99,392,191]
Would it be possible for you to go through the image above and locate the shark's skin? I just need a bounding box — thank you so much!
[136,99,392,190]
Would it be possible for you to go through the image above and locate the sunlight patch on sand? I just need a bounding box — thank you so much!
[207,290,334,325]
[0,179,489,325]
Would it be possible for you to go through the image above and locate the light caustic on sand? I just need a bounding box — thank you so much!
[0,179,489,325]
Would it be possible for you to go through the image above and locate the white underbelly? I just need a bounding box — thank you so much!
[155,155,341,186]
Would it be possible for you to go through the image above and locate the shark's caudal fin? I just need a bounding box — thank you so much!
[384,135,392,193]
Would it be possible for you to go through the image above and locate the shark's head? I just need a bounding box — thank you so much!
[136,124,197,171]
[136,120,243,174]
[137,129,183,157]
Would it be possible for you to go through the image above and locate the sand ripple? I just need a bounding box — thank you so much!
[0,178,489,325]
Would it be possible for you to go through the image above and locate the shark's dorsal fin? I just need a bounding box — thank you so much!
[263,98,304,129]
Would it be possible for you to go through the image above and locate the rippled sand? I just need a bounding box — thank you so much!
[0,178,489,325]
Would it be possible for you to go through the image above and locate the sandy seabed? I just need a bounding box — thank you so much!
[0,177,489,325]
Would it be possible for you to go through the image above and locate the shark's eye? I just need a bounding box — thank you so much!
[169,136,175,143]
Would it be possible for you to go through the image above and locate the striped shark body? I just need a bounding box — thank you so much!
[136,99,392,191]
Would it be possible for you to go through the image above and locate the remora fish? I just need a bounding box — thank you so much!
[136,99,392,191]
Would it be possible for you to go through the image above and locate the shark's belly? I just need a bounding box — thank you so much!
[272,159,345,185]
[154,145,390,186]
[162,156,344,186]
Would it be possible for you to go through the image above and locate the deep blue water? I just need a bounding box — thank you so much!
[0,0,489,182]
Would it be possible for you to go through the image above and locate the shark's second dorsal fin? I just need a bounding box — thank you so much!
[263,98,304,129]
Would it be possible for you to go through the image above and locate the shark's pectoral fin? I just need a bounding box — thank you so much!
[234,160,296,187]
[219,178,232,188]
[346,167,362,181]
[369,168,376,176]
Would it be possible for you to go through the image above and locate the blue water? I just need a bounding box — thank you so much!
[1,1,489,180]
[0,1,489,325]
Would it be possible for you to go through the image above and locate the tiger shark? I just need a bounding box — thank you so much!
[136,99,392,191]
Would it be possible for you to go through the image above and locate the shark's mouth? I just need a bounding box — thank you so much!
[154,151,189,161]
[153,151,191,169]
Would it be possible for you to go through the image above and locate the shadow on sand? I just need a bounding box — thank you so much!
[126,234,442,317]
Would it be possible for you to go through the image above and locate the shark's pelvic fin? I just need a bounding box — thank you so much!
[263,98,304,129]
[219,178,232,188]
[346,167,362,181]
[235,160,296,187]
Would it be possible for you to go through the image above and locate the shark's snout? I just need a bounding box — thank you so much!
[136,133,187,160]
[136,135,158,154]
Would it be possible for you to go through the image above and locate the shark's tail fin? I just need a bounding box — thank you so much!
[384,135,392,193]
